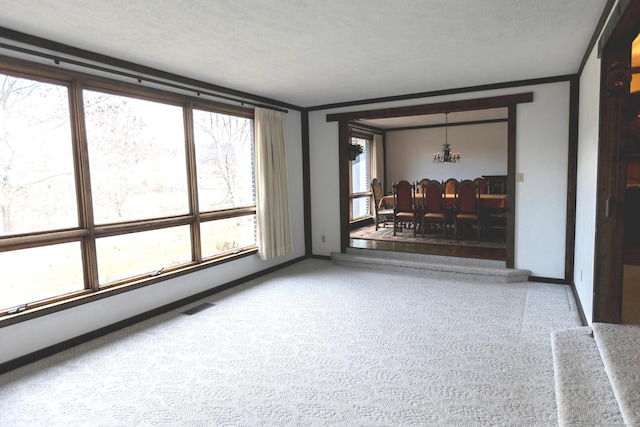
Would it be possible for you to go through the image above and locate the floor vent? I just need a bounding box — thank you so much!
[182,302,215,315]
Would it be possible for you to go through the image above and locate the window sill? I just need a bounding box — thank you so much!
[0,247,258,328]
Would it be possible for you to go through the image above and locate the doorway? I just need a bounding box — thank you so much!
[622,116,640,323]
[594,0,640,323]
[621,35,640,324]
[328,92,534,269]
[348,111,509,261]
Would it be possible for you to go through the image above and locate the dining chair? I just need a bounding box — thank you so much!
[472,177,488,227]
[444,178,458,196]
[473,177,488,194]
[392,180,418,236]
[415,178,430,195]
[371,178,394,230]
[454,179,480,241]
[421,179,447,237]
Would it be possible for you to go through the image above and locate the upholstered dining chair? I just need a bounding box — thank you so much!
[421,179,447,237]
[392,180,418,236]
[444,178,458,196]
[473,177,488,194]
[454,179,481,241]
[371,178,394,230]
[415,178,430,195]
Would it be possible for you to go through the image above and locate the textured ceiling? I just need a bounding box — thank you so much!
[0,0,608,108]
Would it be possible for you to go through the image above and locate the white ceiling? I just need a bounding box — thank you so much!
[0,0,608,108]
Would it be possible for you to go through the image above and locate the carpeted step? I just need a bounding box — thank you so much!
[331,247,530,283]
[551,327,624,426]
[592,323,640,427]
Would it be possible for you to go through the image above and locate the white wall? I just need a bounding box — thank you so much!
[309,113,341,255]
[514,83,570,278]
[573,36,604,325]
[385,123,507,190]
[0,109,306,365]
[309,82,571,279]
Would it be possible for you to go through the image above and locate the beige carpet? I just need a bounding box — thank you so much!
[0,259,581,426]
[552,327,625,426]
[592,323,640,426]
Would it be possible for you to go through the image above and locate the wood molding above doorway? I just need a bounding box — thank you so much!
[328,92,533,269]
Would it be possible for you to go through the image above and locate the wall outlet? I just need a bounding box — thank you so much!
[321,235,326,243]
[517,173,524,182]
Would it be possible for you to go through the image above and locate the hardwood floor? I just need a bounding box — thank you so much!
[350,238,506,261]
[349,224,507,261]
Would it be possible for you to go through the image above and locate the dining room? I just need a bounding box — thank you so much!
[348,108,510,261]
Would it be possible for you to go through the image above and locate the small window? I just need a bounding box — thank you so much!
[0,243,85,312]
[349,136,371,220]
[84,90,189,224]
[0,74,77,236]
[193,109,255,211]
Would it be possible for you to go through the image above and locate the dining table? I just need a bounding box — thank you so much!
[379,193,508,210]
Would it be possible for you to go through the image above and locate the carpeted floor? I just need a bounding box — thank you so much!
[592,323,640,426]
[351,224,506,249]
[623,265,640,324]
[552,327,625,426]
[0,259,581,426]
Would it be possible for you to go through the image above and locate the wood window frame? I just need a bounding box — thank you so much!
[349,130,373,224]
[0,54,257,326]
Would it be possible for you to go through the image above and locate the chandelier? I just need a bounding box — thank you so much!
[433,113,461,163]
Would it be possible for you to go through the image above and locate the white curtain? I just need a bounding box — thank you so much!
[372,133,384,187]
[254,107,292,260]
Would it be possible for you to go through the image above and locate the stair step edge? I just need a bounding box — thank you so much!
[332,252,530,281]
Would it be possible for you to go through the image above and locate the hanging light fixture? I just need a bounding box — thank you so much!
[433,113,461,163]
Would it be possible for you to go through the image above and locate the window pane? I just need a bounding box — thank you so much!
[84,91,189,224]
[352,196,370,219]
[351,137,370,193]
[201,215,256,259]
[193,110,254,211]
[350,137,371,220]
[96,226,192,285]
[0,74,77,236]
[0,242,84,311]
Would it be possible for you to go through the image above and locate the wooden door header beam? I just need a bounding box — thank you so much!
[326,92,534,122]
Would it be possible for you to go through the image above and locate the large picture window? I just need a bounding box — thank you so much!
[0,62,257,319]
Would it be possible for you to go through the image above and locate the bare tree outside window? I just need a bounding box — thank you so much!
[0,74,77,235]
[0,64,258,315]
[193,110,254,210]
[193,110,256,258]
[0,74,83,309]
[84,90,189,224]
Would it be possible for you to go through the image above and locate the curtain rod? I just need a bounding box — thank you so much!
[0,42,288,113]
